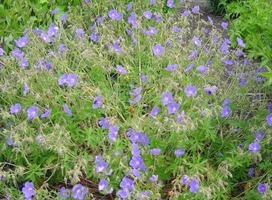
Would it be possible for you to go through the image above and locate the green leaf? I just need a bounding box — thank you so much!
[39,0,49,4]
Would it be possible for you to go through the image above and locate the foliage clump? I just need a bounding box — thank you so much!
[0,0,271,199]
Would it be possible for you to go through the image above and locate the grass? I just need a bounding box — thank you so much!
[0,1,271,199]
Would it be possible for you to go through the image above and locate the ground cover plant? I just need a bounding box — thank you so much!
[0,0,271,199]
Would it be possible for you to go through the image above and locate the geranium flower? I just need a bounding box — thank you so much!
[72,184,87,200]
[27,106,39,120]
[152,44,164,56]
[10,103,22,114]
[22,182,35,199]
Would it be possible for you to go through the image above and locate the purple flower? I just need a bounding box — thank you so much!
[221,106,231,118]
[167,101,180,114]
[0,48,4,56]
[235,50,244,57]
[7,139,13,146]
[268,103,272,112]
[192,36,201,47]
[137,132,149,146]
[257,183,267,194]
[95,160,108,173]
[43,61,53,70]
[129,155,144,169]
[27,106,39,120]
[108,125,118,142]
[10,103,22,114]
[167,0,174,8]
[150,106,159,117]
[184,85,197,97]
[51,8,60,15]
[174,149,184,156]
[58,74,67,85]
[220,42,229,55]
[152,44,164,56]
[161,92,173,105]
[99,117,111,129]
[204,85,218,95]
[143,11,152,19]
[131,143,140,156]
[248,141,261,153]
[90,32,99,42]
[192,5,200,14]
[166,64,178,71]
[116,65,127,74]
[127,129,137,144]
[172,26,181,32]
[222,59,233,65]
[237,37,245,48]
[48,24,59,37]
[127,12,137,27]
[222,98,230,107]
[36,135,44,143]
[96,16,105,23]
[130,87,142,96]
[189,179,199,193]
[185,62,195,72]
[127,2,132,11]
[15,36,28,48]
[149,175,158,182]
[60,13,67,23]
[149,0,155,6]
[188,50,198,60]
[22,182,35,199]
[208,16,213,24]
[181,175,189,185]
[63,104,72,116]
[66,74,78,87]
[75,28,85,39]
[139,73,148,82]
[266,113,272,126]
[117,189,129,199]
[59,187,70,199]
[150,148,161,155]
[58,73,77,87]
[120,177,134,191]
[40,32,51,43]
[130,168,141,178]
[147,26,157,35]
[58,43,67,54]
[137,191,151,199]
[72,184,87,200]
[254,130,265,141]
[129,94,142,104]
[221,22,228,30]
[18,59,28,69]
[40,109,51,119]
[99,178,109,191]
[177,110,185,122]
[126,29,133,36]
[211,35,217,44]
[108,9,122,21]
[248,167,255,178]
[93,95,103,109]
[152,13,163,23]
[182,10,191,17]
[196,65,209,75]
[11,48,24,59]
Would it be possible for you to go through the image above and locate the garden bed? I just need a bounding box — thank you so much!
[0,1,271,199]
